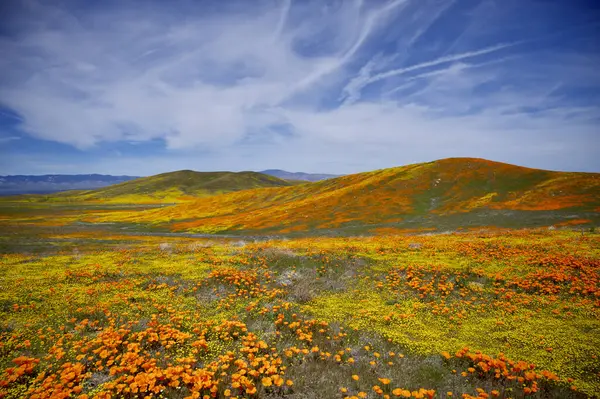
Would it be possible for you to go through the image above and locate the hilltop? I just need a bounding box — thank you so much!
[13,170,292,203]
[88,158,600,233]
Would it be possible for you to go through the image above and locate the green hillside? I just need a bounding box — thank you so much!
[12,170,293,203]
[87,158,600,233]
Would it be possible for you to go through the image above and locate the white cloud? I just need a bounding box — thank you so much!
[0,0,598,173]
[288,0,408,94]
[341,42,519,103]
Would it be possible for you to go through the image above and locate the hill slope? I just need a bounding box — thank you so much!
[89,158,600,233]
[17,170,293,203]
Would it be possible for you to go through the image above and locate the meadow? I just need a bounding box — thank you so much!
[1,227,599,398]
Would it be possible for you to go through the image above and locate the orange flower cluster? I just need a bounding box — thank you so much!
[508,255,600,299]
[445,348,562,398]
[386,266,461,300]
[192,268,286,312]
[0,357,39,387]
[1,316,295,399]
[384,265,489,324]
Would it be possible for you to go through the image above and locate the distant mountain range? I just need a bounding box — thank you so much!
[260,169,339,181]
[0,169,337,196]
[0,174,138,195]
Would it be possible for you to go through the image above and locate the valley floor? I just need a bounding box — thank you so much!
[1,228,599,398]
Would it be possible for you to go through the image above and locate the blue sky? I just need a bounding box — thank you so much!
[0,0,599,175]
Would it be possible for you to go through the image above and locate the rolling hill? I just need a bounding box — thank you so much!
[13,170,293,203]
[88,158,600,233]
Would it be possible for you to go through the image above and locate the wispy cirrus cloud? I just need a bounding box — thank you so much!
[340,42,519,104]
[0,0,598,175]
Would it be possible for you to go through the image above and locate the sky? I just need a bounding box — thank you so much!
[0,0,599,176]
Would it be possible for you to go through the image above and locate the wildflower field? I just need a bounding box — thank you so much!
[1,228,599,398]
